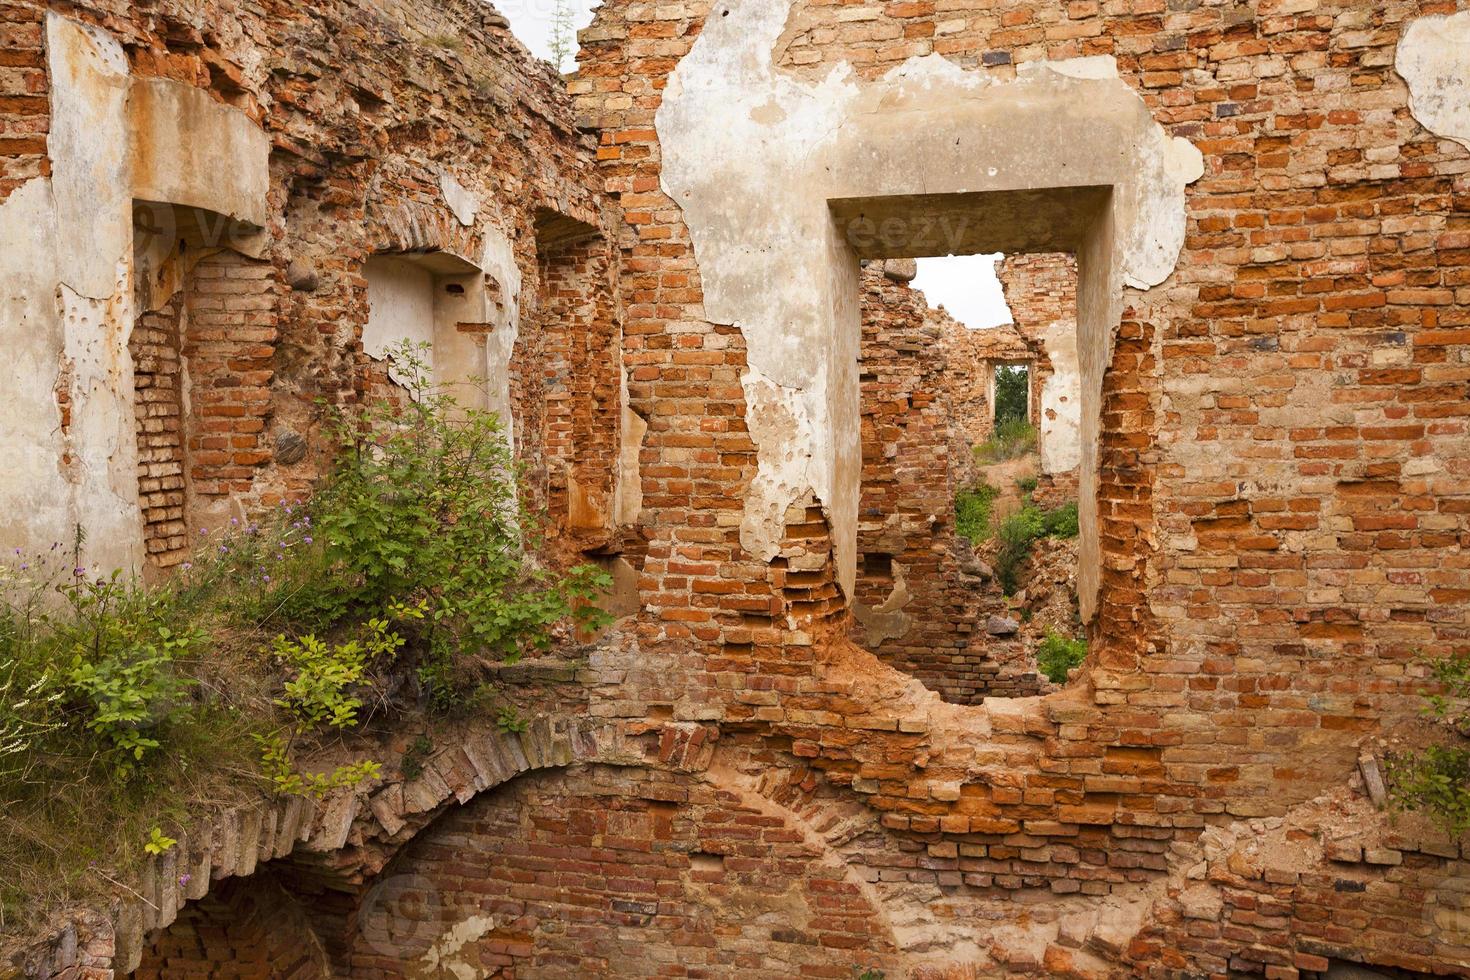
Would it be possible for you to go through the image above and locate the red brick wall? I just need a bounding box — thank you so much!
[572,0,1470,970]
[134,875,328,979]
[854,266,1044,701]
[340,765,894,978]
[0,1,48,204]
[131,298,190,567]
[538,231,623,552]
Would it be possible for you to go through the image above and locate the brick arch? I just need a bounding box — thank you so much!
[103,720,899,980]
[18,716,605,978]
[326,757,900,977]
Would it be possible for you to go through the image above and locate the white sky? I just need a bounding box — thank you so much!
[912,254,1014,330]
[500,6,1015,331]
[501,0,601,68]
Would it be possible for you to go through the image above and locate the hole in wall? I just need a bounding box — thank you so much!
[849,244,1085,704]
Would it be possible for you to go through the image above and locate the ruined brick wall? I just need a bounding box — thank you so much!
[854,264,1044,702]
[130,298,189,566]
[999,252,1082,505]
[570,0,1470,972]
[0,1,47,203]
[134,876,328,980]
[28,0,615,561]
[937,314,1031,461]
[335,764,892,977]
[538,229,623,552]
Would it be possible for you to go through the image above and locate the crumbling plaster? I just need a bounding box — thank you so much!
[1397,11,1470,153]
[1038,317,1082,476]
[655,0,1202,615]
[0,13,269,572]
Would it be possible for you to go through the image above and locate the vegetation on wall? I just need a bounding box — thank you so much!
[955,482,998,545]
[0,343,609,933]
[1385,652,1470,835]
[994,501,1079,594]
[1036,630,1088,684]
[974,419,1037,463]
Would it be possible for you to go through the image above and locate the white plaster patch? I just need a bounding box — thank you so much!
[364,255,437,392]
[479,219,522,453]
[46,12,130,301]
[1397,12,1470,152]
[439,169,480,227]
[418,913,498,980]
[128,76,271,228]
[1038,317,1082,476]
[656,0,1201,599]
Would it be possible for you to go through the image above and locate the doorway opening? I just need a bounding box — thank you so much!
[849,245,1086,703]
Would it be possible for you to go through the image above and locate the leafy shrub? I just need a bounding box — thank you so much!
[1037,631,1088,684]
[0,342,611,928]
[1385,652,1470,834]
[993,502,1079,594]
[1017,476,1038,494]
[313,344,611,706]
[975,419,1037,463]
[955,483,998,545]
[1044,502,1079,539]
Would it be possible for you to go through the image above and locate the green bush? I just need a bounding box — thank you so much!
[0,342,611,929]
[1037,630,1088,684]
[955,483,998,545]
[975,419,1037,463]
[1017,476,1038,495]
[314,344,611,706]
[1044,502,1079,539]
[1386,652,1470,835]
[993,502,1079,594]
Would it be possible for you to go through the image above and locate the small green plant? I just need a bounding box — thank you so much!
[1037,631,1088,684]
[400,735,434,781]
[496,705,529,734]
[854,969,886,980]
[255,732,382,799]
[975,419,1037,463]
[143,827,177,856]
[993,501,1080,594]
[1386,652,1470,835]
[1017,475,1038,495]
[62,577,199,778]
[1045,502,1079,539]
[314,342,612,708]
[955,483,998,545]
[0,654,60,781]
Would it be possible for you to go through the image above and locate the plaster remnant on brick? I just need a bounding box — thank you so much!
[656,0,1201,600]
[1397,12,1470,153]
[852,559,913,645]
[437,168,479,227]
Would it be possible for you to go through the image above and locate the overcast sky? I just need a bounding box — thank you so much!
[501,5,1013,331]
[502,0,600,68]
[913,255,1014,329]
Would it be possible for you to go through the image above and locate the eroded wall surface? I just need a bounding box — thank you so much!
[1,0,622,577]
[852,263,1046,702]
[10,0,1470,977]
[569,0,1470,973]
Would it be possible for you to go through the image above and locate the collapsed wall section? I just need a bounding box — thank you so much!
[3,0,620,577]
[853,262,1045,701]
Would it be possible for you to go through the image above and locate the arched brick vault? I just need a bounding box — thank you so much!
[27,718,903,979]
